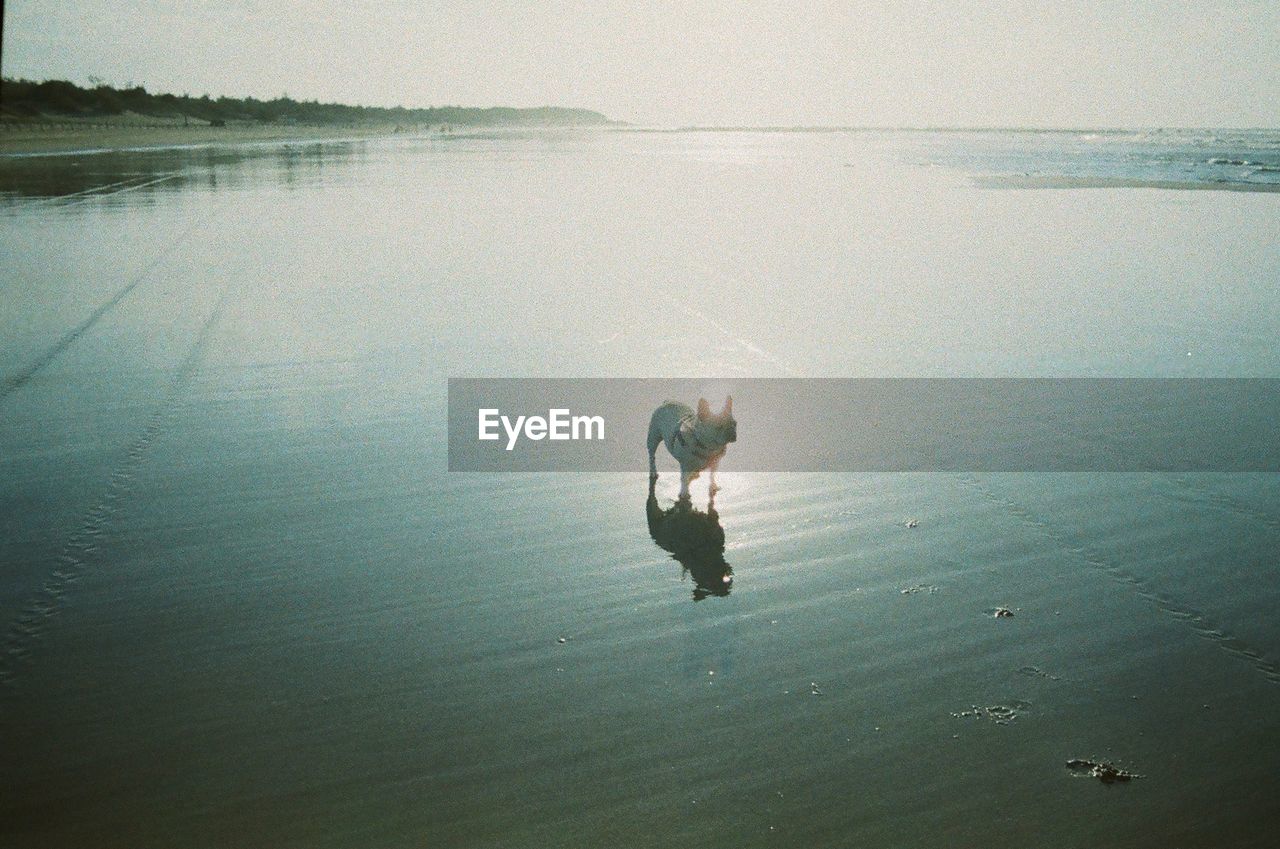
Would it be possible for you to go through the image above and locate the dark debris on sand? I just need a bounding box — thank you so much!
[951,700,1032,725]
[1018,665,1062,681]
[1066,758,1142,784]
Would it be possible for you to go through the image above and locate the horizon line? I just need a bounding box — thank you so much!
[5,77,1278,134]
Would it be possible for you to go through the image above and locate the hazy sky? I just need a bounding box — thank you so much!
[4,0,1277,127]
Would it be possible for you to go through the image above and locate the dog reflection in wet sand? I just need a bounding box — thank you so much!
[646,476,733,601]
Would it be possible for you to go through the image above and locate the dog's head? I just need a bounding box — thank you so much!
[696,396,736,444]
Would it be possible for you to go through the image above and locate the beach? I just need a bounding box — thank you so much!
[2,128,1279,848]
[0,120,418,156]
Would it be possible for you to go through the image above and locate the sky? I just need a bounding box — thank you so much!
[3,0,1278,127]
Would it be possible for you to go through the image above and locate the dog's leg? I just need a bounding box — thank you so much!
[708,457,721,495]
[678,467,692,502]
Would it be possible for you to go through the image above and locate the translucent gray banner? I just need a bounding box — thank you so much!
[447,378,1280,472]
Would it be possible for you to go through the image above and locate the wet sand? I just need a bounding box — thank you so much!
[0,120,413,156]
[1,130,1278,848]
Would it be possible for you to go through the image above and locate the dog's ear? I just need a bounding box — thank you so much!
[697,398,710,420]
[722,396,733,417]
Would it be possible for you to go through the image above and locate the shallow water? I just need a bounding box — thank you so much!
[2,130,1279,848]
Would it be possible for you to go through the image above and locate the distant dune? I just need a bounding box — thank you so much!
[0,78,617,155]
[0,78,614,129]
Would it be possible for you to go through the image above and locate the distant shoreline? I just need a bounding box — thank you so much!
[0,121,414,156]
[7,113,1277,158]
[622,124,1280,134]
[0,78,616,156]
[0,120,617,157]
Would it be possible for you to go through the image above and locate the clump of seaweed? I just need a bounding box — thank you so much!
[951,700,1032,725]
[1017,665,1062,681]
[1066,758,1142,784]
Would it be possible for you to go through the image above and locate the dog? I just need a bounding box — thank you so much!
[648,396,736,501]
